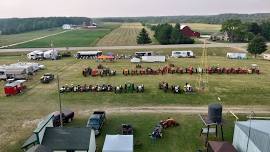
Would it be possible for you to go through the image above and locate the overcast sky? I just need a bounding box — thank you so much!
[0,0,270,18]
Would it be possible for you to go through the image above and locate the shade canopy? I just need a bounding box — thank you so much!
[102,135,133,152]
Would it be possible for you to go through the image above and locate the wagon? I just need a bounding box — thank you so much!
[4,80,26,96]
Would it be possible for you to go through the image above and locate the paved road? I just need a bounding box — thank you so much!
[0,43,252,53]
[76,105,270,115]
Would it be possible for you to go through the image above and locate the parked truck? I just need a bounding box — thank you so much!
[86,111,106,135]
[52,109,75,127]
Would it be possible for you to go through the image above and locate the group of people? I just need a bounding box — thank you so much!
[159,82,194,93]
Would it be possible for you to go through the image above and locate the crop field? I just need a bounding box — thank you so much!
[0,47,270,151]
[0,28,64,47]
[96,23,157,46]
[183,23,221,35]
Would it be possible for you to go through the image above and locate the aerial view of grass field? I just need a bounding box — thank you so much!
[1,0,270,152]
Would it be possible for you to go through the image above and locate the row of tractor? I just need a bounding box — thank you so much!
[122,64,260,76]
[59,83,145,93]
[159,82,194,93]
[82,65,116,77]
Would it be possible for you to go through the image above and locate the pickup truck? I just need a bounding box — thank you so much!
[52,109,75,127]
[40,73,54,83]
[86,111,106,135]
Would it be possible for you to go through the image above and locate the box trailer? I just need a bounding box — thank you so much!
[44,49,58,60]
[227,52,247,59]
[5,67,28,79]
[135,51,153,58]
[27,50,44,60]
[141,56,166,63]
[172,51,194,58]
[4,80,26,96]
[76,51,102,59]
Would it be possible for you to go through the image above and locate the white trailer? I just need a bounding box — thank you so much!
[27,50,44,60]
[44,49,58,60]
[76,51,102,59]
[171,51,194,58]
[5,67,28,79]
[135,51,153,58]
[130,57,141,63]
[263,54,270,61]
[9,63,34,75]
[227,52,247,59]
[141,56,166,63]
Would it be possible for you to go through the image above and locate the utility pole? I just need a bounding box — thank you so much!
[57,74,63,127]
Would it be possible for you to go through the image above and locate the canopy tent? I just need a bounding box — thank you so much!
[208,141,237,152]
[97,55,115,60]
[233,120,270,152]
[102,135,133,152]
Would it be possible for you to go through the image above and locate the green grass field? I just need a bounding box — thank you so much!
[0,47,270,151]
[96,23,157,46]
[0,28,64,47]
[183,23,221,35]
[6,23,120,48]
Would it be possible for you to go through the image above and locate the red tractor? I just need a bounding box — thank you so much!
[160,118,179,129]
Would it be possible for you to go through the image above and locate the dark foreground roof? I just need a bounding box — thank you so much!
[42,127,92,150]
[208,141,237,152]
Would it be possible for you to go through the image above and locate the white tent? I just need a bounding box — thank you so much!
[130,57,141,63]
[141,56,166,63]
[227,52,247,59]
[102,135,133,152]
[263,54,270,61]
[233,120,270,152]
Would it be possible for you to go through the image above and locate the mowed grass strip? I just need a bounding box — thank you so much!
[0,28,64,47]
[96,23,157,46]
[12,29,110,48]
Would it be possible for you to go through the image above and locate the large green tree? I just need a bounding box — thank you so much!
[221,19,245,42]
[247,35,267,58]
[136,28,152,44]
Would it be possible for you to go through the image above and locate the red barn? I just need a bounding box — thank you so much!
[180,25,200,38]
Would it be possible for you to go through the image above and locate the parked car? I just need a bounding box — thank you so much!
[86,111,106,135]
[52,109,74,127]
[40,73,54,83]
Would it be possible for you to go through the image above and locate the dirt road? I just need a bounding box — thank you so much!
[76,105,270,116]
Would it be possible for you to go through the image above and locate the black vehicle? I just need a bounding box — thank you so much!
[52,109,75,127]
[40,73,54,83]
[86,111,106,135]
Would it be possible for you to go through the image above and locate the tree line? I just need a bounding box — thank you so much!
[0,17,92,35]
[96,13,270,24]
[151,23,194,45]
[221,19,270,42]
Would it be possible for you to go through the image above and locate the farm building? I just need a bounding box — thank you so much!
[210,32,230,42]
[263,54,270,61]
[22,114,96,152]
[227,52,247,59]
[102,135,133,152]
[180,25,200,38]
[76,51,102,59]
[141,56,166,63]
[233,120,270,152]
[172,51,194,58]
